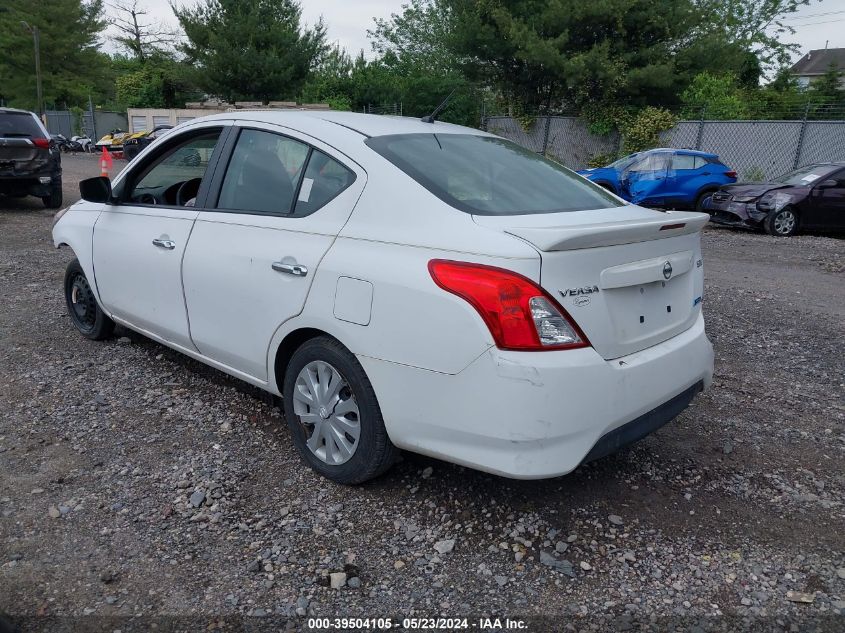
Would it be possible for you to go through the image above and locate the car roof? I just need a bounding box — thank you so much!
[646,148,719,159]
[0,107,38,116]
[197,110,485,139]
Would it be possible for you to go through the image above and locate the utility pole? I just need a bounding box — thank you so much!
[21,21,44,121]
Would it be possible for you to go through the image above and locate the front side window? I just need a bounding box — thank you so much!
[217,129,309,215]
[366,133,618,215]
[128,131,221,206]
[629,153,670,173]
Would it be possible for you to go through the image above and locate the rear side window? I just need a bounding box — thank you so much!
[0,111,46,139]
[293,150,356,217]
[693,156,709,169]
[366,133,619,215]
[672,155,696,170]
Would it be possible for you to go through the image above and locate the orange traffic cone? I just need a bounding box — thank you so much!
[100,146,113,178]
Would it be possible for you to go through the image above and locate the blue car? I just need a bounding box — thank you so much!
[577,149,737,211]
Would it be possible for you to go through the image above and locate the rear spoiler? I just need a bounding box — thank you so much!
[504,211,709,252]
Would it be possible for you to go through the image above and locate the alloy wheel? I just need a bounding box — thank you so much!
[292,360,361,465]
[773,209,796,235]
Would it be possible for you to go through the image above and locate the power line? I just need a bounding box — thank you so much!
[784,9,845,21]
[788,17,845,27]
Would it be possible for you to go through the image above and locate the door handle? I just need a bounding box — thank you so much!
[272,261,308,276]
[152,238,176,250]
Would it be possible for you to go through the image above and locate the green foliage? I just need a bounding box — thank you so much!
[110,54,200,109]
[174,0,327,103]
[0,0,111,109]
[620,107,677,153]
[681,72,749,119]
[742,165,766,182]
[588,151,620,168]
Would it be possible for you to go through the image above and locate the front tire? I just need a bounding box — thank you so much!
[764,207,798,236]
[64,259,114,340]
[282,336,397,484]
[695,190,714,212]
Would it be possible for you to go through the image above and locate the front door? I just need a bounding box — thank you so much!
[93,124,228,349]
[808,169,845,229]
[181,123,365,380]
[625,153,670,206]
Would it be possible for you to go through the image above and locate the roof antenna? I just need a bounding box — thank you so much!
[421,88,457,123]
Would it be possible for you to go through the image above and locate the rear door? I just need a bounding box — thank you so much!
[181,122,365,380]
[808,169,845,228]
[93,122,229,349]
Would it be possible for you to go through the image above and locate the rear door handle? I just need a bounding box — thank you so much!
[152,238,175,250]
[272,262,308,276]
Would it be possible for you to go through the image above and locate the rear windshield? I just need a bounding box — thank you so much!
[366,133,620,215]
[0,111,46,139]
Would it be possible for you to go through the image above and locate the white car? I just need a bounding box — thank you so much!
[53,111,714,484]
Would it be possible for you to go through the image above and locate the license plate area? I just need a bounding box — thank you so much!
[605,275,693,345]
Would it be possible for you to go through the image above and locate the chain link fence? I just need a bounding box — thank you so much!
[483,115,845,181]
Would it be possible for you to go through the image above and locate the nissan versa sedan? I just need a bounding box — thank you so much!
[52,111,714,484]
[708,162,845,236]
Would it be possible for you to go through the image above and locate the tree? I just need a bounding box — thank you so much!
[369,0,456,74]
[692,0,816,72]
[680,72,749,119]
[109,0,178,62]
[173,0,327,103]
[441,0,811,113]
[0,0,110,109]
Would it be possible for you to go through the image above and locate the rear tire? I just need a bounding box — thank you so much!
[764,207,798,236]
[42,182,63,209]
[282,336,397,484]
[64,259,114,340]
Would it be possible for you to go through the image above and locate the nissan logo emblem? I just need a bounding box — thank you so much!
[662,261,673,279]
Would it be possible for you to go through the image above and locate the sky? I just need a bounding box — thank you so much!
[119,0,845,63]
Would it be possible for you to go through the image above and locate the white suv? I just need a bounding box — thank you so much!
[53,111,714,484]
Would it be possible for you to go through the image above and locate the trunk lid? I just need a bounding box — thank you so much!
[474,207,707,360]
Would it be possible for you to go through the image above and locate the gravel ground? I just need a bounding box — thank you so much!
[1,154,844,632]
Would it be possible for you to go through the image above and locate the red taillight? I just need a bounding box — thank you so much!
[32,138,50,149]
[428,259,590,351]
[725,170,737,179]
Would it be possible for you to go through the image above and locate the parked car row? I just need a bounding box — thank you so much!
[580,149,844,236]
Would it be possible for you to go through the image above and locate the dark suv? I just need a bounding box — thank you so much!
[0,108,62,208]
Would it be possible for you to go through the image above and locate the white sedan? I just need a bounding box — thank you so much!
[52,111,714,484]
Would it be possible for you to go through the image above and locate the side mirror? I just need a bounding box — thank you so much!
[816,179,838,189]
[79,176,112,203]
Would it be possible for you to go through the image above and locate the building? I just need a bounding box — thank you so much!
[790,48,845,88]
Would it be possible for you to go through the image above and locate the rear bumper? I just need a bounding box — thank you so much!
[0,174,58,197]
[360,313,714,479]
